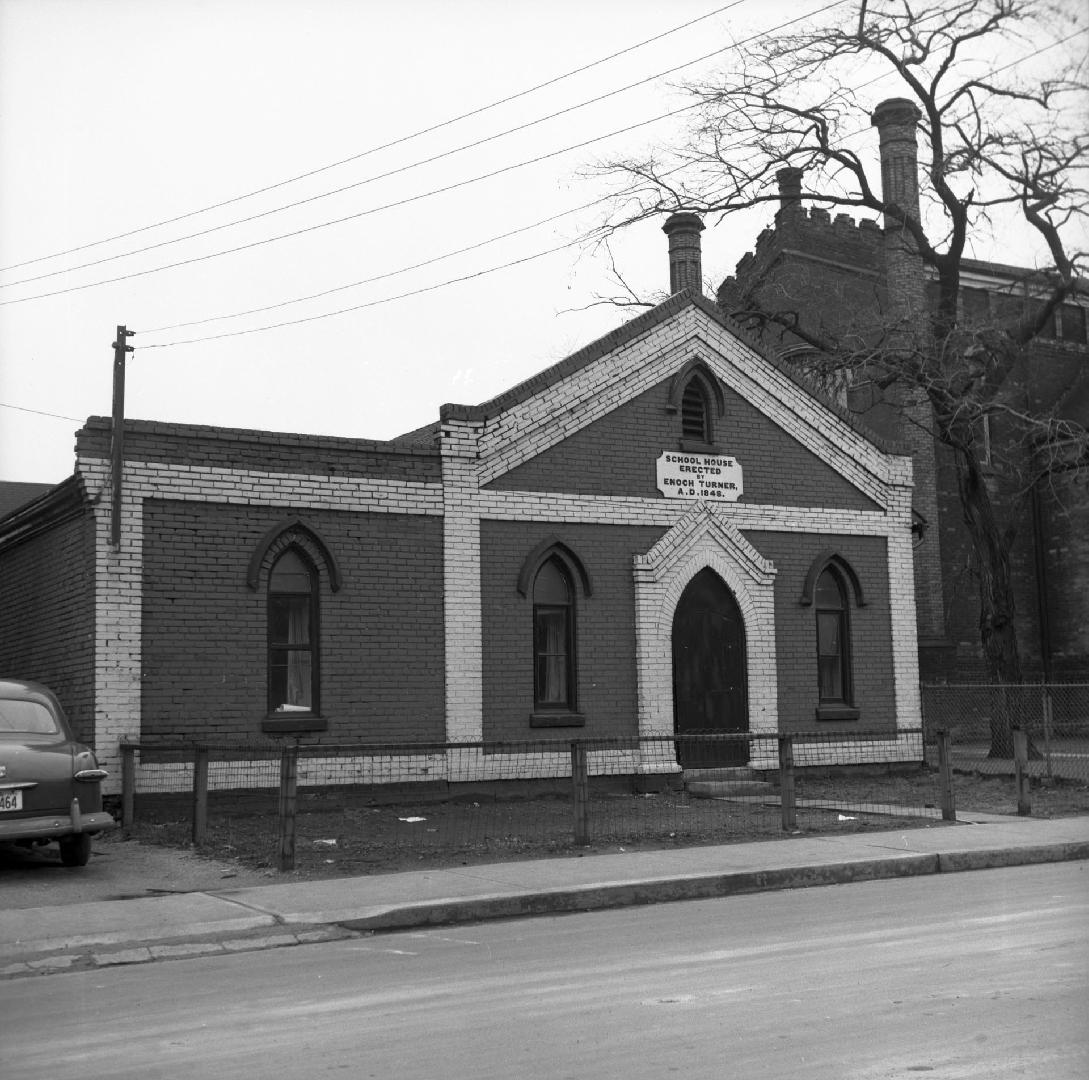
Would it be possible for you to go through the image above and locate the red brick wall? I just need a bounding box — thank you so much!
[0,514,97,743]
[488,378,880,512]
[480,521,667,742]
[751,531,896,733]
[1042,466,1089,677]
[480,521,896,741]
[141,501,445,742]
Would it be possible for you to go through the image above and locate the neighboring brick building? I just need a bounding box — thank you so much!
[717,101,1089,684]
[0,266,922,792]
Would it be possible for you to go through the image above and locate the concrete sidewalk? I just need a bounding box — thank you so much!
[3,814,1088,979]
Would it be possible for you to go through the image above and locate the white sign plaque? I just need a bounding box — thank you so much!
[656,451,743,501]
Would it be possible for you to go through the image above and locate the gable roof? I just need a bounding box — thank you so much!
[437,290,905,456]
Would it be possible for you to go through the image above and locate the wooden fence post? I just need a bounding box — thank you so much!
[121,743,136,835]
[278,742,299,871]
[778,734,796,831]
[1041,687,1054,781]
[1013,728,1031,816]
[935,728,956,822]
[192,745,209,846]
[571,741,589,845]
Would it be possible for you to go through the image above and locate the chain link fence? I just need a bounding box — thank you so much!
[921,683,1089,784]
[118,728,946,872]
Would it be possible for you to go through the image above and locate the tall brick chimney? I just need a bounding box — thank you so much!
[870,97,945,643]
[662,212,704,295]
[871,97,926,322]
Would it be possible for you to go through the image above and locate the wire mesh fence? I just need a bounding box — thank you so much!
[921,683,1089,784]
[119,728,947,872]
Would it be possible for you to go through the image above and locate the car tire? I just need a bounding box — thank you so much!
[58,833,92,867]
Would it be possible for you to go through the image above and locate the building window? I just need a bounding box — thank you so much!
[1060,303,1087,345]
[533,557,575,712]
[268,547,318,716]
[815,567,856,718]
[681,376,712,443]
[1028,298,1058,340]
[960,287,991,327]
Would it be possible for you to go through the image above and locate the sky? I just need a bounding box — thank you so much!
[1,0,1083,485]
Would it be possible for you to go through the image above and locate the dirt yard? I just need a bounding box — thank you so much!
[124,768,1089,881]
[5,769,1084,907]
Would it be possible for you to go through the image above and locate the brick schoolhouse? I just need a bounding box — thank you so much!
[0,242,923,792]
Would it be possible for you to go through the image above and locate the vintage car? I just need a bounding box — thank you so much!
[0,678,116,866]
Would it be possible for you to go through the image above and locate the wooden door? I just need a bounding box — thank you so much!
[672,569,749,767]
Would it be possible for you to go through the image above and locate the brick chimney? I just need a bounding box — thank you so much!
[662,212,704,295]
[870,97,926,322]
[870,97,945,642]
[776,167,804,214]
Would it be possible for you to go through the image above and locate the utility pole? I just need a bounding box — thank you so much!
[111,325,134,547]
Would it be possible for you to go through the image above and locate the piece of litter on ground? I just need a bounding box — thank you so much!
[837,814,857,821]
[313,838,338,847]
[398,816,427,823]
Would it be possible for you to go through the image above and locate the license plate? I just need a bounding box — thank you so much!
[0,789,23,812]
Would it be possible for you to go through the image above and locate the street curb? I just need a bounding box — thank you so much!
[0,925,350,980]
[3,840,1086,979]
[0,911,276,960]
[332,843,1089,932]
[935,840,1089,873]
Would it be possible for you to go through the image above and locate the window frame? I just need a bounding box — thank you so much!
[813,566,859,722]
[264,545,323,731]
[529,555,584,727]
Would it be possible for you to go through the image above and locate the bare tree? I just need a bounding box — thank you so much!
[594,0,1088,750]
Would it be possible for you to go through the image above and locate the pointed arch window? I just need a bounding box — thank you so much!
[533,557,575,712]
[667,362,725,451]
[268,547,319,717]
[814,567,857,719]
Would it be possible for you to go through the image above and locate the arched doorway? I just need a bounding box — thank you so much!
[672,568,749,767]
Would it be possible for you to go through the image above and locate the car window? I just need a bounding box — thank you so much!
[0,700,60,734]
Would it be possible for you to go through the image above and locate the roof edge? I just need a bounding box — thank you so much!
[76,416,440,458]
[0,475,90,552]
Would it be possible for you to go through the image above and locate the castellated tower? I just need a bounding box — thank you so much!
[716,99,949,671]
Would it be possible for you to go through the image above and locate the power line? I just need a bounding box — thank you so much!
[0,1,753,275]
[131,25,1089,343]
[140,239,581,349]
[137,197,611,335]
[0,102,701,308]
[0,0,848,291]
[0,402,83,423]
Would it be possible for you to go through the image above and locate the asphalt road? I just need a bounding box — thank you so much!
[2,862,1086,1080]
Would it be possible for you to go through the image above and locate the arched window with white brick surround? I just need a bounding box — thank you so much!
[801,550,864,722]
[247,517,340,733]
[518,537,591,728]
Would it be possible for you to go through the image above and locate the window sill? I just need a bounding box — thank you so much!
[815,705,860,722]
[262,714,327,734]
[678,439,720,455]
[529,712,586,728]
